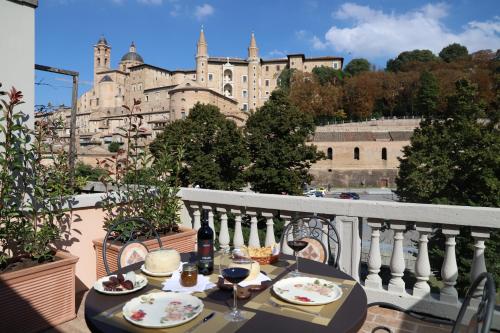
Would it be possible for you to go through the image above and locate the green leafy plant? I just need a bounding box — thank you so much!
[0,84,78,269]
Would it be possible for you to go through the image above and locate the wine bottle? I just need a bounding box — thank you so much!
[197,209,214,275]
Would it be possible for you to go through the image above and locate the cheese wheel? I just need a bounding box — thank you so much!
[229,260,260,282]
[144,248,180,273]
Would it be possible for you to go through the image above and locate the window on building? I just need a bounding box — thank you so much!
[333,62,338,69]
[266,65,269,71]
[242,75,247,83]
[291,61,295,66]
[265,79,270,87]
[382,148,387,160]
[266,91,269,96]
[97,57,101,66]
[242,104,248,111]
[208,73,213,81]
[181,112,186,119]
[145,95,149,102]
[242,90,248,98]
[354,147,360,160]
[96,98,99,106]
[327,148,333,160]
[276,65,280,71]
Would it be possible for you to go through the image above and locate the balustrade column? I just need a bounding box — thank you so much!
[470,228,490,298]
[203,206,217,242]
[365,219,383,289]
[218,207,230,250]
[231,208,244,249]
[440,227,460,304]
[263,212,276,247]
[247,210,260,248]
[191,205,201,231]
[413,223,432,298]
[388,221,406,294]
[280,212,293,255]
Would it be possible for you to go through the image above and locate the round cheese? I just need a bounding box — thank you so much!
[144,248,180,273]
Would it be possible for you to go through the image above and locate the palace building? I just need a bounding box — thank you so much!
[72,30,343,147]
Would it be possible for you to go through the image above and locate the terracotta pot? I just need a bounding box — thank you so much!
[0,251,79,333]
[93,225,197,279]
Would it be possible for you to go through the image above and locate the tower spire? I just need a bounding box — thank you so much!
[248,32,259,60]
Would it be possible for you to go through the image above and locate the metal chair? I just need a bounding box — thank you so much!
[102,216,162,275]
[279,214,341,268]
[369,272,496,333]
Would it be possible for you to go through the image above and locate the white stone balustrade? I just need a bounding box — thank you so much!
[178,188,500,328]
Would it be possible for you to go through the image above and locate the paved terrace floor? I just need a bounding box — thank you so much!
[42,292,450,333]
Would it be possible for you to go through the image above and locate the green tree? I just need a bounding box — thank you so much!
[439,43,469,63]
[386,49,438,72]
[150,103,249,190]
[245,90,324,194]
[277,68,296,93]
[344,58,371,76]
[108,141,122,153]
[396,79,500,292]
[414,71,439,116]
[312,65,345,85]
[75,162,108,181]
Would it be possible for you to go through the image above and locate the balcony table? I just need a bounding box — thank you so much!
[85,253,367,333]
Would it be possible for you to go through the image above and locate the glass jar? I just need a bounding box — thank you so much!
[180,263,198,287]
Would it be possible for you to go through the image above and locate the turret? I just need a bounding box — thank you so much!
[94,35,111,84]
[196,27,208,86]
[119,41,144,72]
[247,32,260,109]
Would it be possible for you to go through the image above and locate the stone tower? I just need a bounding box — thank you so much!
[196,28,208,86]
[94,35,110,84]
[247,32,260,110]
[119,42,144,72]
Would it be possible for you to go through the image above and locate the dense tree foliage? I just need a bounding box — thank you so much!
[150,103,249,190]
[396,79,500,292]
[344,58,371,76]
[386,49,438,72]
[277,68,296,93]
[245,90,324,195]
[108,141,122,153]
[311,66,345,85]
[75,162,108,181]
[439,43,469,63]
[414,71,439,117]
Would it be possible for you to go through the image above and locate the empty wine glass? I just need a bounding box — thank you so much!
[220,248,252,322]
[285,221,309,277]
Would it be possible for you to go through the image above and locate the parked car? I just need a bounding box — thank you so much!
[339,192,360,200]
[314,191,325,197]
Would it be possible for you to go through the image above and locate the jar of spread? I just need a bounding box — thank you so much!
[180,263,198,287]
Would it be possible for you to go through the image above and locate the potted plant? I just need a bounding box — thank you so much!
[93,100,196,278]
[0,85,80,333]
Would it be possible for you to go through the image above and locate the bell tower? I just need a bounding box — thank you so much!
[94,35,111,84]
[196,27,208,86]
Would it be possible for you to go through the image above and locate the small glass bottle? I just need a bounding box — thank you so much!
[180,263,198,287]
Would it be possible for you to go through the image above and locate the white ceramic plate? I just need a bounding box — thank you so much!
[272,276,342,306]
[140,264,177,277]
[94,273,148,295]
[122,292,204,328]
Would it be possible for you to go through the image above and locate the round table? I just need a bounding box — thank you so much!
[85,253,367,333]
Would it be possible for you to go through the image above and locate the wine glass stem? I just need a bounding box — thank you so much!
[233,284,238,312]
[295,251,299,273]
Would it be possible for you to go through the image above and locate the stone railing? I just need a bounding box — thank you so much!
[178,188,500,328]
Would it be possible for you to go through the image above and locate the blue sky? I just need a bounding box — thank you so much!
[35,0,500,106]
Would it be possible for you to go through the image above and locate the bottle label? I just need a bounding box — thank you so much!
[198,239,213,265]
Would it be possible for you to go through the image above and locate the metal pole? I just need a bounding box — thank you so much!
[69,75,78,186]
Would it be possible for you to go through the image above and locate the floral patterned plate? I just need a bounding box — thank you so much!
[272,277,342,306]
[122,292,204,328]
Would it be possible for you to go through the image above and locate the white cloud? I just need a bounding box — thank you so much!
[267,49,288,58]
[313,2,500,59]
[194,4,214,20]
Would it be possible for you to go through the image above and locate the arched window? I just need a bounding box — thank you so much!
[223,84,233,97]
[354,147,360,160]
[224,69,233,82]
[382,148,387,160]
[327,147,333,160]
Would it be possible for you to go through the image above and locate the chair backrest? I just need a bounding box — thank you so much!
[279,214,341,268]
[102,216,162,275]
[452,272,496,333]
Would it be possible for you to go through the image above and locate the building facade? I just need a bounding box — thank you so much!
[73,30,343,148]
